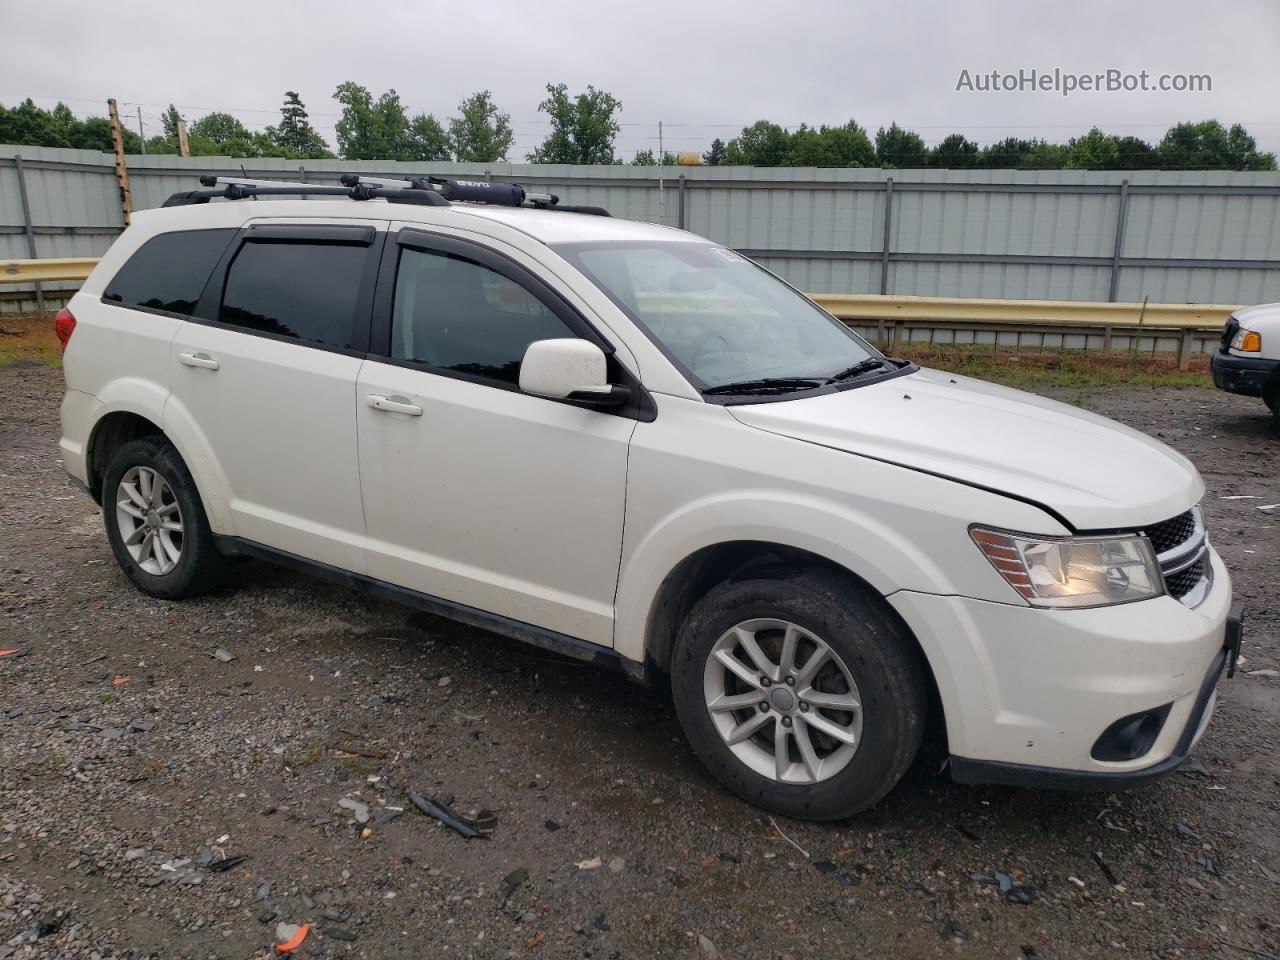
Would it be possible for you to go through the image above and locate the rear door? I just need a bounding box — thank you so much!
[166,221,383,572]
[355,226,637,646]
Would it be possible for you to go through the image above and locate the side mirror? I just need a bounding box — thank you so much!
[519,339,630,407]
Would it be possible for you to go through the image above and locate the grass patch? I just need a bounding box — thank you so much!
[895,341,1212,391]
[0,314,62,369]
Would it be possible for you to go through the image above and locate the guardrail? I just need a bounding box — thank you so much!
[0,257,1235,368]
[1,257,100,283]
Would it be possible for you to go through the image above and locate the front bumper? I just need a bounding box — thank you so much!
[951,605,1241,789]
[889,546,1234,784]
[1211,349,1279,399]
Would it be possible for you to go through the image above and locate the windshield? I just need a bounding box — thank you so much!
[553,241,880,391]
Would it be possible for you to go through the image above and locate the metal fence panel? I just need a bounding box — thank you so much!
[2,146,1278,308]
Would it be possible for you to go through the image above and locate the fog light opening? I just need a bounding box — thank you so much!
[1091,704,1172,762]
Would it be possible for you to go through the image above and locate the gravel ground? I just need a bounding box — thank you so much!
[1,365,1277,960]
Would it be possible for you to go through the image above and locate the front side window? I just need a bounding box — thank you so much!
[391,246,577,385]
[218,241,367,349]
[554,241,881,392]
[104,228,235,315]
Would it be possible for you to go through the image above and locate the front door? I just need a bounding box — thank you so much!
[356,228,635,647]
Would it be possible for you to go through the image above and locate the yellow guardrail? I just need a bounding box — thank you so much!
[0,257,1236,367]
[1,257,101,284]
[810,293,1238,331]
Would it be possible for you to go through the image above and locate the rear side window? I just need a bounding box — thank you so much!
[218,242,368,349]
[103,228,234,315]
[391,246,577,384]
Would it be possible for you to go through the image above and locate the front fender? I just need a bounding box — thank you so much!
[614,490,953,665]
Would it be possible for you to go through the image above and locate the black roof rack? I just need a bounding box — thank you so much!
[161,174,610,216]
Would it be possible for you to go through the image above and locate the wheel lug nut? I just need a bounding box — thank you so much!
[759,702,770,713]
[781,716,792,727]
[784,676,795,686]
[760,676,771,687]
[799,702,809,712]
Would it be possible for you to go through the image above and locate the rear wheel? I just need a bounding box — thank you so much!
[671,570,927,820]
[102,437,228,599]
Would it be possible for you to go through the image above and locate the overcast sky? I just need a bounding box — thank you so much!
[2,0,1277,160]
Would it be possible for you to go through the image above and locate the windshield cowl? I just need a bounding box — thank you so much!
[702,362,917,405]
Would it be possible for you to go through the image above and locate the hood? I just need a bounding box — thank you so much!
[1233,302,1280,331]
[728,367,1202,530]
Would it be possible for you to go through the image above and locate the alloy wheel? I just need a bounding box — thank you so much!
[115,466,184,576]
[703,618,863,784]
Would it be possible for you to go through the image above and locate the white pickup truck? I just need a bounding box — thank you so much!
[1211,303,1280,429]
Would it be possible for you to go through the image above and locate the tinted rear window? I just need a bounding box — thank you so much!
[103,229,234,315]
[218,241,367,349]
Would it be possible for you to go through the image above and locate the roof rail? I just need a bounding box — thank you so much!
[161,174,610,216]
[162,180,449,208]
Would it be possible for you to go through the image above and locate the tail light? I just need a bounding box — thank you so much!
[54,307,76,353]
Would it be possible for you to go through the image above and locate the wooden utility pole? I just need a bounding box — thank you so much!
[177,118,191,158]
[136,106,146,154]
[107,99,133,226]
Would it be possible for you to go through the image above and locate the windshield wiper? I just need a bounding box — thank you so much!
[702,377,825,396]
[823,357,896,384]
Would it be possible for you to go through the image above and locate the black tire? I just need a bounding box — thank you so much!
[101,436,229,600]
[671,569,927,820]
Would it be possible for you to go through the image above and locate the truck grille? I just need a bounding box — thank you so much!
[1220,316,1239,352]
[1139,507,1210,605]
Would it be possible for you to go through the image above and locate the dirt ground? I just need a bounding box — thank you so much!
[1,365,1277,960]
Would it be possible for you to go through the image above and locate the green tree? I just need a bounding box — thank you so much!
[874,123,927,168]
[788,120,875,167]
[448,90,513,162]
[930,133,980,169]
[1018,139,1071,169]
[631,149,677,165]
[0,98,64,146]
[333,82,413,160]
[266,91,331,157]
[407,113,452,161]
[161,104,182,141]
[978,137,1034,169]
[1156,120,1276,171]
[702,137,727,165]
[190,111,253,145]
[528,83,622,164]
[723,121,791,166]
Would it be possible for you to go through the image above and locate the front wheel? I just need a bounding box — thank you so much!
[671,570,927,820]
[102,437,228,600]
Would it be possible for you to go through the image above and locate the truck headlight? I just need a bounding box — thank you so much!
[970,527,1164,608]
[1231,328,1262,353]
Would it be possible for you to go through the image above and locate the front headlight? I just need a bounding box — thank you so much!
[970,527,1164,608]
[1230,327,1262,353]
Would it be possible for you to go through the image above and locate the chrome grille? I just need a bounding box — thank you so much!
[1143,510,1197,555]
[1141,506,1210,606]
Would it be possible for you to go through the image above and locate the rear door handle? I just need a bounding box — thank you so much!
[367,394,423,416]
[179,352,220,371]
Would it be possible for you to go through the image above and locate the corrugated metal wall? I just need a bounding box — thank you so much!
[3,146,1279,307]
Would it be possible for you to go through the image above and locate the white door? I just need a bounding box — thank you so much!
[166,222,382,572]
[356,228,636,647]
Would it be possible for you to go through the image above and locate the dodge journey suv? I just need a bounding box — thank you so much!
[57,174,1243,820]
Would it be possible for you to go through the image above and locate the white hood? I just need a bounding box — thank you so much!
[1232,302,1280,330]
[728,367,1203,530]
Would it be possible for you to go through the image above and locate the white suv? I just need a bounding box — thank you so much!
[57,175,1242,820]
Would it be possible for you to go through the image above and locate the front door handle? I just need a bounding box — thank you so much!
[179,352,220,371]
[367,394,423,417]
